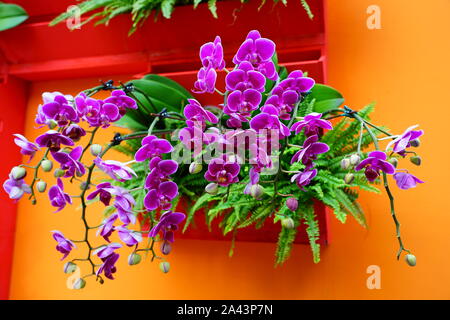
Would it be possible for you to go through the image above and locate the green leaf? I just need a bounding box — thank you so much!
[0,3,28,31]
[310,84,344,113]
[143,74,193,99]
[193,0,203,9]
[161,0,175,19]
[208,0,218,18]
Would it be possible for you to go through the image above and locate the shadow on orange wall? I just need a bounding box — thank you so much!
[9,0,450,299]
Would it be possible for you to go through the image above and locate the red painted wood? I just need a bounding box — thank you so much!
[0,76,28,300]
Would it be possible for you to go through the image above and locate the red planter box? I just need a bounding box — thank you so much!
[0,0,329,298]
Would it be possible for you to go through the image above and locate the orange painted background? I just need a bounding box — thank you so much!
[8,0,450,299]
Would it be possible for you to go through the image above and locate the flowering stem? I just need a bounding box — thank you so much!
[357,121,364,155]
[28,149,50,202]
[351,110,411,259]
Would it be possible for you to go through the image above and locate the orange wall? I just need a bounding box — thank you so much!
[9,0,450,299]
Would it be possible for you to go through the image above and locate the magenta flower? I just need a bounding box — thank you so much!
[291,169,318,190]
[103,90,137,116]
[393,172,424,190]
[225,61,266,92]
[116,226,143,247]
[135,135,173,162]
[233,30,277,80]
[355,151,396,182]
[386,125,424,156]
[51,230,76,260]
[97,213,118,242]
[3,174,31,200]
[13,134,40,162]
[291,135,330,169]
[144,181,178,211]
[265,87,299,120]
[149,211,186,243]
[224,89,262,118]
[52,146,86,178]
[184,99,218,127]
[204,157,240,187]
[249,105,290,138]
[75,93,120,128]
[97,252,120,280]
[36,130,74,152]
[94,242,122,259]
[62,124,86,142]
[200,36,225,70]
[94,158,137,182]
[193,67,217,94]
[113,188,136,225]
[145,158,178,189]
[291,112,333,136]
[279,70,315,93]
[41,93,79,126]
[48,178,72,212]
[86,182,115,206]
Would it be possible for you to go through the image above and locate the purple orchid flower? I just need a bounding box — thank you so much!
[204,157,241,187]
[97,252,120,280]
[291,112,333,136]
[41,93,78,126]
[184,99,218,127]
[116,226,143,247]
[52,146,86,178]
[200,36,225,70]
[48,178,72,212]
[144,181,179,211]
[135,135,174,162]
[291,169,318,190]
[112,188,136,225]
[103,90,137,116]
[355,151,396,182]
[3,174,31,200]
[224,89,262,118]
[51,230,76,260]
[232,30,277,80]
[86,182,115,206]
[94,242,122,259]
[94,158,137,182]
[13,134,40,162]
[36,130,74,152]
[62,124,86,142]
[249,105,291,138]
[265,87,299,120]
[75,93,120,128]
[97,213,118,242]
[193,67,217,94]
[145,158,178,189]
[393,171,424,190]
[149,211,186,243]
[279,70,315,93]
[225,61,266,92]
[291,135,330,169]
[386,125,424,156]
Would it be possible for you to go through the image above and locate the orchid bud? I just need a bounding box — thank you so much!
[350,154,361,166]
[90,144,103,156]
[410,139,420,147]
[160,241,172,255]
[128,252,142,266]
[54,168,65,178]
[41,159,53,172]
[189,162,203,174]
[388,158,398,168]
[281,217,295,230]
[410,156,421,166]
[48,120,57,129]
[63,262,77,274]
[250,184,264,199]
[36,181,47,193]
[31,199,37,205]
[73,278,86,290]
[340,158,350,170]
[286,198,298,212]
[98,277,104,285]
[405,254,416,267]
[159,262,170,273]
[11,166,26,180]
[344,173,355,184]
[205,182,218,195]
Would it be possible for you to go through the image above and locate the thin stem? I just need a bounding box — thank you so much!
[357,121,364,155]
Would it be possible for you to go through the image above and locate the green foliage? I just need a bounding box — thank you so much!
[50,0,313,34]
[0,3,28,31]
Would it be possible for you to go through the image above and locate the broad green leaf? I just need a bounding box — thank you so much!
[143,74,193,99]
[309,84,344,113]
[0,3,28,31]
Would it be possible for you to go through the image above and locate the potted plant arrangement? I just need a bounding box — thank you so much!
[3,30,423,289]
